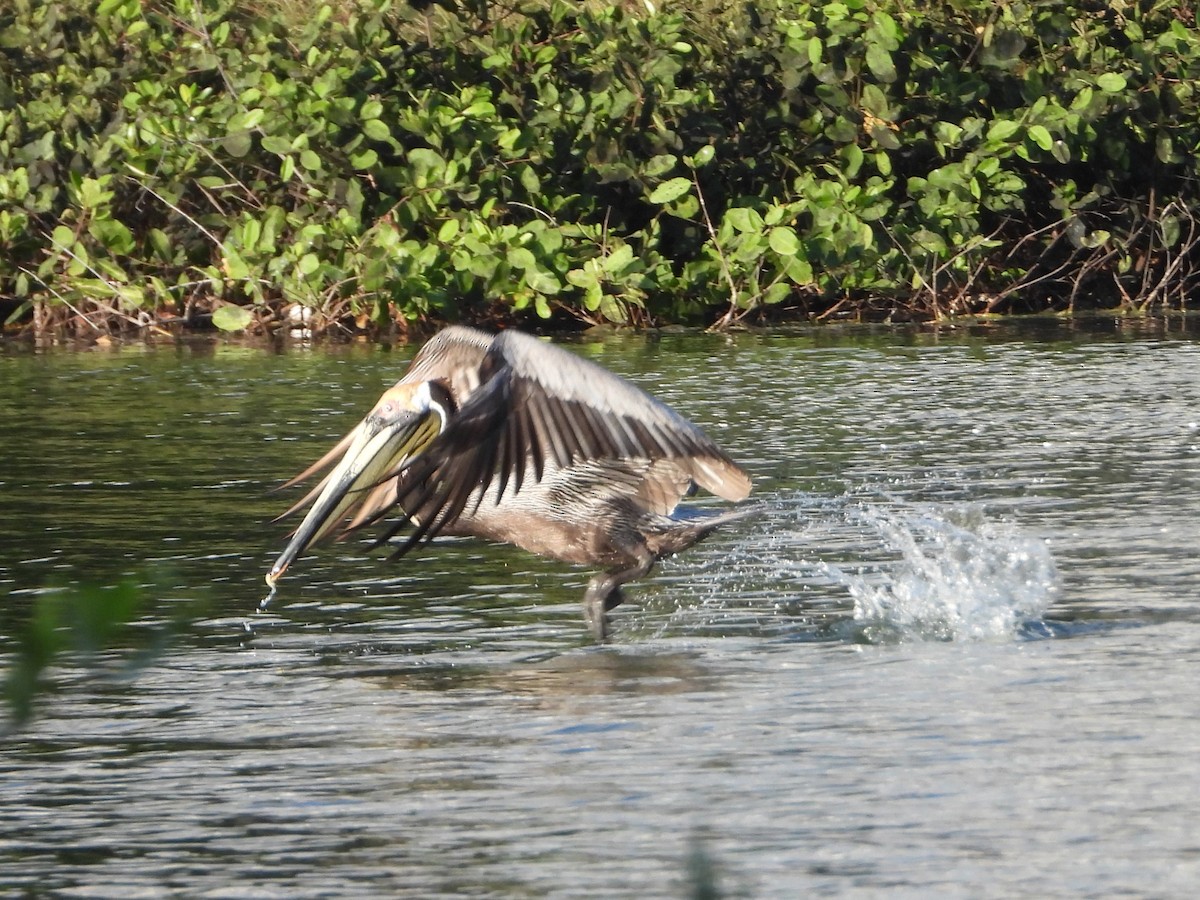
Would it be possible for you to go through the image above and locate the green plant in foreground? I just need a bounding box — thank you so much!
[3,577,187,730]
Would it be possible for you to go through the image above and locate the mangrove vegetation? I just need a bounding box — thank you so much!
[1,0,1199,337]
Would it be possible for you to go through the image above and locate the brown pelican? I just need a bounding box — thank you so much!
[266,326,752,638]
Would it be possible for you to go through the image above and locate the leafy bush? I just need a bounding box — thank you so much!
[1,0,1198,335]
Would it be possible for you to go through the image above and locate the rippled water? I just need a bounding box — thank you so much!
[2,321,1199,896]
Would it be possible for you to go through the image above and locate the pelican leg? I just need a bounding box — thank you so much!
[582,547,656,641]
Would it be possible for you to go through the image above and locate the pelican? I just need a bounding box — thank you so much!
[266,326,752,638]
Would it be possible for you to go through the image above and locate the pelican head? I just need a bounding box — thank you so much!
[265,380,452,586]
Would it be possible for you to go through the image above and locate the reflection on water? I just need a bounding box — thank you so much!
[3,321,1200,895]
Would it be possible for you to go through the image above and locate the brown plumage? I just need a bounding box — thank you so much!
[267,326,752,638]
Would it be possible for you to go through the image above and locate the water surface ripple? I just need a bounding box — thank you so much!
[2,323,1198,896]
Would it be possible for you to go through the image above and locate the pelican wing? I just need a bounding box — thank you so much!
[399,325,494,399]
[375,330,750,558]
[488,330,750,500]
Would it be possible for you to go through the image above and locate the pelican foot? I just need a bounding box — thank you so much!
[583,577,617,642]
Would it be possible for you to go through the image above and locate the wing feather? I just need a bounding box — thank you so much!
[281,328,751,564]
[399,326,493,395]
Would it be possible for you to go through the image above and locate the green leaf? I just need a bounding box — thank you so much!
[564,267,597,289]
[1027,125,1053,151]
[78,177,110,209]
[763,282,791,305]
[240,218,261,251]
[147,228,172,261]
[1096,72,1126,93]
[507,247,536,270]
[649,177,692,204]
[535,228,563,255]
[261,135,292,155]
[407,148,445,173]
[350,148,378,170]
[566,267,599,289]
[89,219,135,254]
[212,305,253,332]
[602,243,635,274]
[1160,215,1181,249]
[807,36,823,66]
[222,131,253,157]
[933,121,965,148]
[986,120,1021,143]
[841,143,864,178]
[689,145,716,168]
[868,122,901,150]
[599,295,626,323]
[5,300,32,325]
[228,108,264,131]
[1156,132,1174,164]
[865,43,896,82]
[50,225,75,251]
[462,100,496,118]
[783,256,814,284]
[1070,87,1094,111]
[118,284,146,309]
[222,248,250,279]
[724,207,764,233]
[672,196,700,220]
[768,226,801,256]
[363,119,391,141]
[583,282,603,311]
[525,269,561,294]
[644,154,678,178]
[467,252,498,279]
[980,29,1026,68]
[861,84,891,118]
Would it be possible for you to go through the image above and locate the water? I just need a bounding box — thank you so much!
[2,321,1199,896]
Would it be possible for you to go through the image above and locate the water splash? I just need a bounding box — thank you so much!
[830,503,1059,642]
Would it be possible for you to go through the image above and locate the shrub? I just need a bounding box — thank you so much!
[1,0,1198,335]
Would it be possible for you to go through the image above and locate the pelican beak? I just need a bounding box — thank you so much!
[266,406,440,586]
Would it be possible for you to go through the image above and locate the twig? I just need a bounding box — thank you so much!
[692,171,741,330]
[127,169,224,248]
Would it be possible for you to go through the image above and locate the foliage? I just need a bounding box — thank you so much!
[2,577,182,729]
[1,0,1199,335]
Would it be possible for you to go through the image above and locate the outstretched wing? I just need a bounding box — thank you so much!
[375,329,751,557]
[398,325,494,400]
